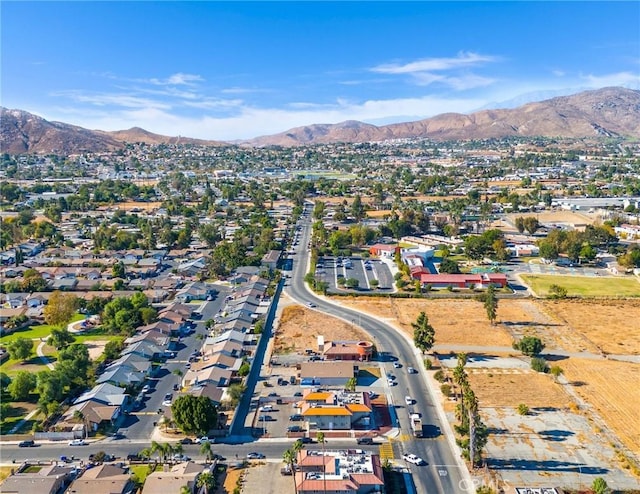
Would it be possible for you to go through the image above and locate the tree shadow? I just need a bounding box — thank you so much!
[538,429,575,442]
[487,458,608,474]
[541,354,569,362]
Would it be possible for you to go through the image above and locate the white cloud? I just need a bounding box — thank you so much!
[50,90,172,110]
[49,94,486,141]
[149,73,204,86]
[580,71,640,89]
[371,52,499,74]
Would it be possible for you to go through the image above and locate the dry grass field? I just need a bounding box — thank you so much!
[337,297,516,347]
[274,304,371,354]
[540,299,640,355]
[333,295,640,456]
[467,371,570,409]
[562,357,640,456]
[506,210,596,226]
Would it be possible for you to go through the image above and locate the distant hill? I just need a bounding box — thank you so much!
[242,87,640,146]
[0,109,224,154]
[2,87,639,153]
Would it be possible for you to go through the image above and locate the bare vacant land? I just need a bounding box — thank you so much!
[338,297,516,347]
[274,303,371,354]
[562,357,640,456]
[507,210,597,226]
[334,295,640,458]
[467,371,570,409]
[540,298,640,355]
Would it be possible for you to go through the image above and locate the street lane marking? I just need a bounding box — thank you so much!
[379,441,394,461]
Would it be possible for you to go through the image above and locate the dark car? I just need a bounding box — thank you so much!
[357,437,374,445]
[289,414,304,421]
[126,454,142,461]
[18,440,35,447]
[300,437,314,444]
[180,437,194,445]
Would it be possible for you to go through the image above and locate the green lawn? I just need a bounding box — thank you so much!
[0,313,85,344]
[521,274,640,298]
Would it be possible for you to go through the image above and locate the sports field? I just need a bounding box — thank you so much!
[520,274,640,297]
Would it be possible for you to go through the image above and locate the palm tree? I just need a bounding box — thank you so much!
[283,448,298,494]
[316,431,327,494]
[196,471,216,494]
[200,440,213,464]
[138,447,151,461]
[173,441,183,460]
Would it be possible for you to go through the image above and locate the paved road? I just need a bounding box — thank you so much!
[118,288,229,441]
[0,439,379,465]
[284,210,473,494]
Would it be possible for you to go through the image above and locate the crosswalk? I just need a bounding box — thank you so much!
[379,440,394,461]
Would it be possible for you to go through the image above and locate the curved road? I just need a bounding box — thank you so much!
[284,210,473,494]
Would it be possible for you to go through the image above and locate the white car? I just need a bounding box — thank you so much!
[393,362,402,368]
[69,439,87,446]
[402,453,426,465]
[306,302,317,308]
[194,436,210,444]
[405,396,413,406]
[387,379,397,386]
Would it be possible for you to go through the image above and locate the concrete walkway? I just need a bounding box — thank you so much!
[36,340,56,370]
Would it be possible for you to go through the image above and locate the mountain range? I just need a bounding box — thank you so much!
[2,87,639,154]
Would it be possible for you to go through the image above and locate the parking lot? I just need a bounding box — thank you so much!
[315,256,394,292]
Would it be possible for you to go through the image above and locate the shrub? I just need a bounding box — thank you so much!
[440,384,452,397]
[517,403,529,415]
[514,336,545,356]
[531,357,549,373]
[548,284,568,299]
[433,370,445,382]
[424,358,433,370]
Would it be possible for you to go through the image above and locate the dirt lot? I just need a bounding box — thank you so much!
[540,299,640,355]
[274,299,371,354]
[506,210,597,226]
[467,371,570,409]
[337,296,516,347]
[85,340,110,360]
[562,357,640,457]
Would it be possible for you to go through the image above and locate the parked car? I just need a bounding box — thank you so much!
[393,362,402,368]
[180,438,194,445]
[259,415,275,422]
[69,439,87,446]
[194,436,211,444]
[260,404,274,412]
[247,452,265,459]
[162,393,173,406]
[287,425,304,433]
[299,437,313,444]
[294,392,303,397]
[356,437,374,445]
[141,384,151,394]
[289,414,304,421]
[405,396,414,406]
[126,454,141,461]
[172,453,191,461]
[402,453,426,465]
[18,440,35,447]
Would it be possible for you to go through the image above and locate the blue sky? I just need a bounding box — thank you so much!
[2,1,639,140]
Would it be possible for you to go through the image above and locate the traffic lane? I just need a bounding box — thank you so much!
[0,440,381,464]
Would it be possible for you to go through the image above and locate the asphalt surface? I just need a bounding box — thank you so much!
[118,288,229,441]
[283,209,472,494]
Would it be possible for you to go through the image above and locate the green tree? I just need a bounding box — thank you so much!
[171,395,218,436]
[411,311,435,354]
[345,377,357,392]
[47,328,75,350]
[514,336,545,356]
[7,371,37,400]
[283,448,299,494]
[196,471,216,494]
[482,284,498,325]
[516,403,529,415]
[200,440,213,463]
[7,337,34,362]
[549,365,564,382]
[43,291,78,327]
[439,257,461,274]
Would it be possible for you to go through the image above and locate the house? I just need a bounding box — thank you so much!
[301,406,352,429]
[261,249,281,270]
[0,463,75,494]
[74,383,128,407]
[141,462,204,494]
[368,243,400,258]
[65,463,135,494]
[121,340,165,360]
[296,390,372,430]
[96,365,146,388]
[182,365,233,388]
[295,450,384,494]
